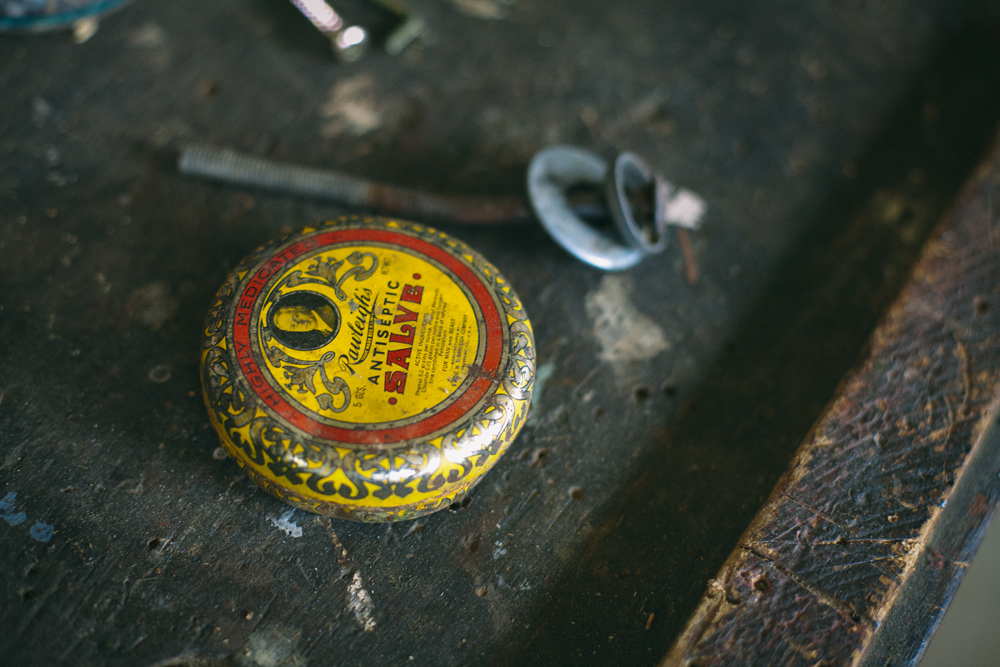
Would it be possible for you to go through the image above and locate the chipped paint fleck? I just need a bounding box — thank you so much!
[347,571,377,632]
[585,275,670,364]
[1,491,26,526]
[0,491,17,513]
[320,75,384,137]
[270,510,303,538]
[29,522,53,542]
[240,625,307,667]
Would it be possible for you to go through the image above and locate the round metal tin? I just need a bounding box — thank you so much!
[0,0,134,32]
[201,217,535,522]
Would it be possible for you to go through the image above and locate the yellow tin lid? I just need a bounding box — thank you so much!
[201,217,535,522]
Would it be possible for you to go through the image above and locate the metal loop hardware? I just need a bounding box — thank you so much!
[527,146,646,271]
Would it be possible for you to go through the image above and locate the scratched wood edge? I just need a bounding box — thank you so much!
[659,129,1000,667]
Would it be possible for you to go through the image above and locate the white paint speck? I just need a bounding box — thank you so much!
[527,360,556,425]
[129,22,167,49]
[585,275,670,364]
[493,540,508,560]
[270,511,303,538]
[320,75,383,137]
[451,0,510,20]
[663,189,706,229]
[241,625,306,667]
[348,571,377,632]
[530,360,556,408]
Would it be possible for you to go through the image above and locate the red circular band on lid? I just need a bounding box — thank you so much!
[230,228,504,444]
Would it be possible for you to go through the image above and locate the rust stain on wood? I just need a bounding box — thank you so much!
[661,131,1000,667]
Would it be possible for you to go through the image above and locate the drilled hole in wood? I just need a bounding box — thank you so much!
[530,448,548,466]
[974,294,989,315]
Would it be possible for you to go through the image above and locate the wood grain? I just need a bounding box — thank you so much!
[662,132,1000,667]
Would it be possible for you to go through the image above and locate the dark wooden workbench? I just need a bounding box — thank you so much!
[2,1,1000,665]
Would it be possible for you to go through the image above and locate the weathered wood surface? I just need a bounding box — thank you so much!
[3,1,1000,665]
[662,135,1000,667]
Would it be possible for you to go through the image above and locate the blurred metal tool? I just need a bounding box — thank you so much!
[180,144,530,224]
[289,0,424,60]
[179,144,706,271]
[290,0,368,61]
[368,0,425,55]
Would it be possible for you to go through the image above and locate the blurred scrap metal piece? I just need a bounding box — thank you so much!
[370,0,425,55]
[290,0,368,61]
[289,0,425,60]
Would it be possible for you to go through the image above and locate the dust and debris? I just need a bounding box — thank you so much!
[73,17,99,44]
[148,364,172,383]
[585,275,670,364]
[127,282,179,330]
[198,79,221,98]
[616,93,675,137]
[475,585,488,597]
[529,360,556,415]
[238,625,307,667]
[450,0,512,20]
[212,447,229,460]
[544,404,568,427]
[270,511,303,538]
[785,139,823,177]
[347,571,377,632]
[460,532,481,553]
[1,443,24,471]
[129,22,168,49]
[95,272,111,294]
[150,118,192,147]
[320,75,418,138]
[31,97,52,128]
[798,53,827,81]
[493,541,508,560]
